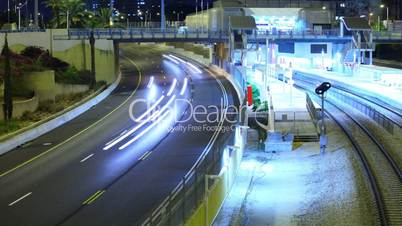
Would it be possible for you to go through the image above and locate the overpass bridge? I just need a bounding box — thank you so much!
[53,28,402,44]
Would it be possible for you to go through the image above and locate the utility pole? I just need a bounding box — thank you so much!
[196,0,198,30]
[34,0,38,27]
[161,0,165,29]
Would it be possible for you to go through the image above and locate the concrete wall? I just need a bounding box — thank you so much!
[0,29,117,85]
[22,70,56,102]
[185,141,244,226]
[0,94,39,120]
[55,83,89,96]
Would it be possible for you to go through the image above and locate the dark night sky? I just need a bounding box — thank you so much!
[0,0,212,13]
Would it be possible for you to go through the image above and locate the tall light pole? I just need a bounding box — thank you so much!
[109,0,114,26]
[161,0,165,29]
[17,1,28,30]
[66,10,69,29]
[380,4,389,30]
[34,0,38,27]
[7,0,10,23]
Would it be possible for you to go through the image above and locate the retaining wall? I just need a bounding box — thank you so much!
[0,94,39,120]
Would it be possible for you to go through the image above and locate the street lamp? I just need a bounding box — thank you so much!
[369,12,374,25]
[17,1,28,30]
[7,0,10,23]
[315,82,331,154]
[380,4,389,30]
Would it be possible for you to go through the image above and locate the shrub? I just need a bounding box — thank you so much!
[55,67,91,84]
[38,53,70,70]
[20,111,42,122]
[37,100,64,114]
[21,46,46,59]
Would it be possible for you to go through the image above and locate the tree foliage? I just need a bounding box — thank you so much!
[2,34,13,121]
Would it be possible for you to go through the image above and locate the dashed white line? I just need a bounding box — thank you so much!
[8,192,32,206]
[80,154,94,163]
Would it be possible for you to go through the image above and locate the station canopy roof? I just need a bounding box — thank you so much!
[229,16,257,30]
[341,17,371,31]
[244,8,302,18]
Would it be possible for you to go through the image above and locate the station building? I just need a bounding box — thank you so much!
[185,0,352,74]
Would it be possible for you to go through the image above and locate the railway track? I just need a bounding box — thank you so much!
[293,72,402,129]
[294,79,402,226]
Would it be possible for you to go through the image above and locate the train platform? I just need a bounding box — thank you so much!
[294,66,402,112]
[267,77,317,139]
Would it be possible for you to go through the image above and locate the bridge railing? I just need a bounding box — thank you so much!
[56,28,348,41]
[0,28,46,33]
[373,31,402,40]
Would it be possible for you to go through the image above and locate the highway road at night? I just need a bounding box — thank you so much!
[0,44,239,226]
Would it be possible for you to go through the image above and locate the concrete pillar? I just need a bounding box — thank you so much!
[340,22,344,37]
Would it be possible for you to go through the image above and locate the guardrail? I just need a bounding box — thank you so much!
[0,28,46,33]
[373,31,402,40]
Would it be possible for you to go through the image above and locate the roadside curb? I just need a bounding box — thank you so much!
[0,73,121,155]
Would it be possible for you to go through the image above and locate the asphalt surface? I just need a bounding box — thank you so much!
[0,44,239,226]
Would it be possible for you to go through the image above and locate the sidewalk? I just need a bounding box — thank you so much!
[213,125,376,226]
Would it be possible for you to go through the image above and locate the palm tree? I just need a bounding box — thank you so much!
[97,8,113,28]
[58,0,90,28]
[44,0,62,28]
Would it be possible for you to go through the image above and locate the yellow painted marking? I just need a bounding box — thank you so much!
[82,190,101,205]
[83,190,105,205]
[0,55,142,178]
[86,190,105,205]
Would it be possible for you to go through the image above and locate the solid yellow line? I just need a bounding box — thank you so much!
[0,54,142,178]
[86,190,105,205]
[82,190,102,205]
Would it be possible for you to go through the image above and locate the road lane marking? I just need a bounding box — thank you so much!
[141,152,152,160]
[8,192,32,206]
[0,54,142,179]
[82,190,105,205]
[139,151,152,161]
[80,154,94,163]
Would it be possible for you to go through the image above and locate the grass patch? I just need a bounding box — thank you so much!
[0,119,33,136]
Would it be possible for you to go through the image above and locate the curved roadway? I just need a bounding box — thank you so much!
[0,44,239,226]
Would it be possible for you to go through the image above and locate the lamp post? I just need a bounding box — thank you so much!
[380,4,389,30]
[7,0,10,23]
[66,10,69,29]
[315,82,331,154]
[109,0,114,27]
[17,1,28,30]
[161,0,165,29]
[369,12,373,25]
[34,0,38,27]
